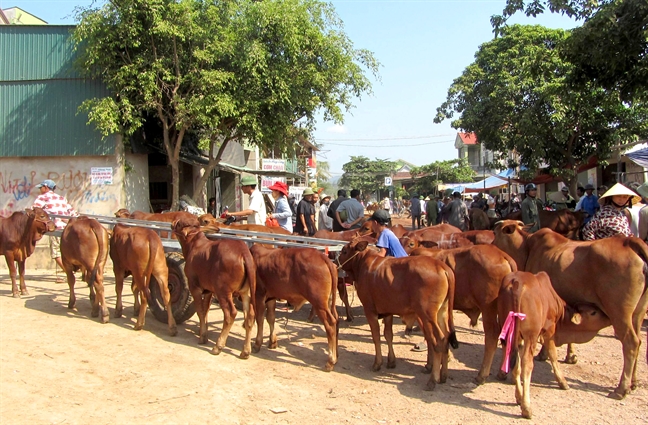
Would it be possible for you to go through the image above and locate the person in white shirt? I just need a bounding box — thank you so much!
[318,193,333,231]
[227,175,266,225]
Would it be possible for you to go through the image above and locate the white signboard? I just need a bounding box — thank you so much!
[290,186,308,202]
[384,177,393,186]
[90,167,113,185]
[261,158,286,172]
[260,176,286,192]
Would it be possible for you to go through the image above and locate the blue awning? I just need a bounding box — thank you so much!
[625,147,648,169]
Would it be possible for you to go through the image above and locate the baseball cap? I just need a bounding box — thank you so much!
[35,179,56,190]
[369,209,391,225]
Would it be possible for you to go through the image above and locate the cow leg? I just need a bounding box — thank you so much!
[266,299,278,349]
[383,315,396,369]
[437,302,450,384]
[94,271,109,324]
[546,338,569,390]
[476,304,499,385]
[563,343,578,364]
[512,349,523,406]
[253,292,267,353]
[239,288,255,359]
[132,284,140,317]
[132,276,147,330]
[313,302,338,371]
[631,297,648,390]
[519,340,535,419]
[114,269,125,318]
[609,319,641,399]
[338,279,354,322]
[17,260,28,296]
[534,344,549,362]
[213,294,236,356]
[190,285,209,344]
[64,265,77,310]
[5,254,19,297]
[422,321,442,391]
[365,311,383,371]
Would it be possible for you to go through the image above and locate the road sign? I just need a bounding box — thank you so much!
[384,177,392,186]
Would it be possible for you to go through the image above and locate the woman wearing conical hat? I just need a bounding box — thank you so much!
[582,183,641,241]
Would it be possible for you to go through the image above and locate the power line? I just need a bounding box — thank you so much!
[316,133,454,141]
[321,139,455,147]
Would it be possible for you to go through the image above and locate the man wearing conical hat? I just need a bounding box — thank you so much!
[582,183,640,241]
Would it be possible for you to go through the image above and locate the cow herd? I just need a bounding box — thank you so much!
[1,208,647,420]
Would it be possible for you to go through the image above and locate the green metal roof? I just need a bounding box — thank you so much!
[1,25,115,157]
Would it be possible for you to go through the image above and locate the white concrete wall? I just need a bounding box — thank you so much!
[123,153,150,212]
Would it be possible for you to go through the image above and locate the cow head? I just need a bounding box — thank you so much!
[493,220,529,270]
[337,239,370,271]
[358,220,376,237]
[28,207,55,234]
[172,216,202,243]
[114,208,131,218]
[198,214,220,227]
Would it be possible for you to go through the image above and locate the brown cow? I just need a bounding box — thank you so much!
[400,231,474,251]
[0,208,55,297]
[311,224,376,322]
[494,220,648,398]
[389,224,408,238]
[409,244,518,384]
[173,216,256,358]
[110,223,177,335]
[459,230,495,245]
[469,208,490,230]
[60,217,110,323]
[498,271,612,418]
[250,245,339,371]
[337,239,458,390]
[506,209,586,240]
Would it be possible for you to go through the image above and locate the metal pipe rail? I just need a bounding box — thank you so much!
[50,214,347,252]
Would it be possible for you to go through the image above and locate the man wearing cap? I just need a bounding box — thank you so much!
[425,196,438,227]
[318,193,333,231]
[442,191,469,231]
[368,210,408,258]
[294,188,316,236]
[336,189,365,230]
[521,183,543,233]
[31,179,78,280]
[327,189,348,232]
[267,181,293,233]
[575,183,599,224]
[227,175,266,225]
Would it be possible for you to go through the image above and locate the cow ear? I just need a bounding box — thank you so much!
[202,224,220,234]
[24,208,35,217]
[420,241,438,248]
[570,312,582,325]
[355,240,369,251]
[498,223,518,234]
[521,223,535,232]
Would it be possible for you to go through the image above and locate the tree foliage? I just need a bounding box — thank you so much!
[435,25,647,189]
[339,156,397,199]
[409,159,475,195]
[73,0,379,208]
[493,0,648,102]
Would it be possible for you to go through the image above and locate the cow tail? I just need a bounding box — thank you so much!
[445,265,459,349]
[326,255,339,324]
[142,238,157,304]
[242,248,257,319]
[508,278,523,371]
[89,223,108,290]
[502,251,518,273]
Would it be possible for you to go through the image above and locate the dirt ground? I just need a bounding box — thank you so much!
[1,267,646,425]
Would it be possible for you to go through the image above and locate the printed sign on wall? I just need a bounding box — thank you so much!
[90,167,113,185]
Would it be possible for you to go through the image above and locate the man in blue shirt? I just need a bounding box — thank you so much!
[369,210,408,258]
[576,183,599,224]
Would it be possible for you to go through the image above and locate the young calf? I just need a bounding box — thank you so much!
[250,245,339,371]
[337,239,458,390]
[498,271,611,419]
[110,223,177,336]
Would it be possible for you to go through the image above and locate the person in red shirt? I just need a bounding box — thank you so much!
[31,179,78,281]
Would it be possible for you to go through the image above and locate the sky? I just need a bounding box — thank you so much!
[3,0,579,177]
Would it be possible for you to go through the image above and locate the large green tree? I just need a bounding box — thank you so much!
[74,0,378,209]
[493,0,648,102]
[435,25,647,190]
[409,159,475,195]
[339,156,397,200]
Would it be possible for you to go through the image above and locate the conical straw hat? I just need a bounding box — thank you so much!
[598,183,641,205]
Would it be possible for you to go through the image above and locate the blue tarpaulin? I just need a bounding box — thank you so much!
[625,147,648,169]
[447,169,515,193]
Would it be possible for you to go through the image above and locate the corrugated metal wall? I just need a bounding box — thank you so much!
[0,25,115,156]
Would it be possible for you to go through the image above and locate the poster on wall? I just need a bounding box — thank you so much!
[90,167,113,185]
[261,176,286,192]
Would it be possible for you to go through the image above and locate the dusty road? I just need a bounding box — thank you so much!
[1,269,647,425]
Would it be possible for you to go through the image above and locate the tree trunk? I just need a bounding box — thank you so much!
[192,138,232,201]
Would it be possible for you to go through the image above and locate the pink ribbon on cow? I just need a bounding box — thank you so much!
[499,311,527,374]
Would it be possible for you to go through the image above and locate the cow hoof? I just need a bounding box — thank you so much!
[134,324,143,331]
[210,346,222,356]
[631,381,638,391]
[371,363,381,372]
[558,381,570,391]
[607,390,627,400]
[91,310,99,318]
[268,341,278,349]
[239,351,250,360]
[12,292,20,298]
[346,316,354,322]
[440,375,447,384]
[101,315,110,324]
[387,360,396,369]
[474,376,486,386]
[324,362,335,372]
[534,353,548,362]
[20,290,29,296]
[496,370,508,381]
[422,364,432,374]
[425,381,436,391]
[114,309,122,319]
[564,354,578,365]
[199,336,208,345]
[521,407,532,419]
[169,326,177,337]
[252,345,261,353]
